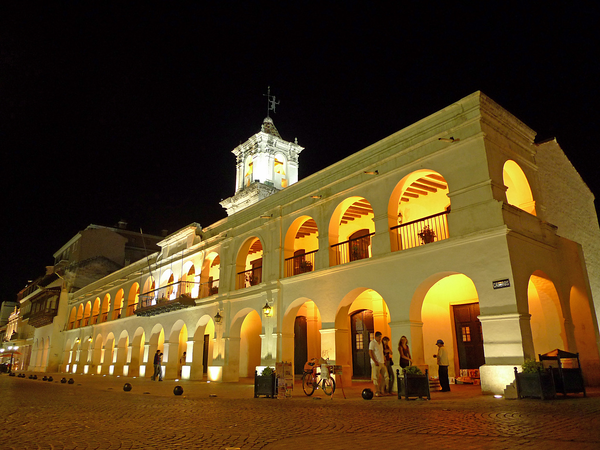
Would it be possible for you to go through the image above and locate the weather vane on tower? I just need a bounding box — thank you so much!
[263,86,280,117]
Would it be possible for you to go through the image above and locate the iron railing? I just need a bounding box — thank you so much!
[390,211,449,251]
[331,233,374,266]
[285,250,317,277]
[199,279,219,298]
[138,281,197,308]
[237,267,262,289]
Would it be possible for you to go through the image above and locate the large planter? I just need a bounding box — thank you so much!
[514,367,556,400]
[397,368,430,400]
[254,371,276,398]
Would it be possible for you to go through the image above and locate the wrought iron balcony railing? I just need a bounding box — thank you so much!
[285,250,317,277]
[330,233,374,266]
[237,267,262,289]
[390,210,449,251]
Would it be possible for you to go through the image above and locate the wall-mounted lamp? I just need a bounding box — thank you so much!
[262,301,273,317]
[75,338,81,344]
[88,337,93,343]
[364,170,379,175]
[438,137,460,143]
[311,195,322,199]
[214,310,223,324]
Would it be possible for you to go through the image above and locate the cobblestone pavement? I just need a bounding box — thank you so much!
[2,372,600,450]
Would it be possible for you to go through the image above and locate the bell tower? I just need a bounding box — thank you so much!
[220,116,303,216]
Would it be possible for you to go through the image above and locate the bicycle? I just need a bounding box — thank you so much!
[302,358,336,396]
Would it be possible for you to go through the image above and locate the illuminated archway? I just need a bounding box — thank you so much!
[166,320,188,379]
[284,216,319,277]
[126,283,140,316]
[100,294,111,323]
[388,170,450,251]
[328,197,375,266]
[83,302,92,326]
[68,307,77,329]
[238,310,262,378]
[528,271,566,355]
[412,273,482,380]
[128,327,145,377]
[503,160,536,215]
[191,315,215,380]
[91,297,101,325]
[113,289,124,320]
[235,237,264,289]
[200,252,220,297]
[570,286,600,385]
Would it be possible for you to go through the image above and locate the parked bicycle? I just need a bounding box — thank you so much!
[302,358,336,396]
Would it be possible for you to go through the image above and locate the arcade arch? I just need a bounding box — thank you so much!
[235,237,263,289]
[284,216,318,277]
[389,170,450,251]
[527,271,566,355]
[503,160,536,215]
[200,253,220,298]
[113,289,124,320]
[329,197,375,266]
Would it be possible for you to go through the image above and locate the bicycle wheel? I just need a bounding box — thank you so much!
[321,377,336,396]
[302,372,315,396]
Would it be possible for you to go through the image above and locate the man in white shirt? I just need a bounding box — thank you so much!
[369,331,389,397]
[434,339,450,392]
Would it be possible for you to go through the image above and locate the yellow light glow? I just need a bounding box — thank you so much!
[208,366,222,382]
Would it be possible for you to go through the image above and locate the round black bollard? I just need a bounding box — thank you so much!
[33,375,38,380]
[68,378,74,384]
[61,377,67,383]
[28,375,33,379]
[9,372,15,377]
[173,386,184,396]
[362,388,374,400]
[42,376,48,381]
[48,376,53,382]
[123,383,132,392]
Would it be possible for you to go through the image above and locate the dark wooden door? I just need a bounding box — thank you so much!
[294,316,308,375]
[351,310,374,378]
[453,303,485,369]
[202,334,209,375]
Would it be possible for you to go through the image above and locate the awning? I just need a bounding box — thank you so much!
[540,349,578,360]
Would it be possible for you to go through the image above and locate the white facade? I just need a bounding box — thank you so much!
[26,92,600,395]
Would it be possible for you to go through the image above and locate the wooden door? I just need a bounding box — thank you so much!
[351,310,374,378]
[294,316,308,375]
[453,303,485,370]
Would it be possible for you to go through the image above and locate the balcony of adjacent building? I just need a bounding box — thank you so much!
[22,287,61,328]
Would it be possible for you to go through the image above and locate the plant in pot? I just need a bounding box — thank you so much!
[397,366,430,400]
[514,359,556,400]
[254,366,277,398]
[418,226,436,244]
[298,260,313,273]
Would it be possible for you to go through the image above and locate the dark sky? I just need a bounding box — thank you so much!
[2,3,599,303]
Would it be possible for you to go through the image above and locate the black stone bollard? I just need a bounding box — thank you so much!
[123,383,132,392]
[61,378,67,383]
[68,378,74,384]
[42,376,48,381]
[48,376,53,382]
[173,386,184,396]
[362,388,374,400]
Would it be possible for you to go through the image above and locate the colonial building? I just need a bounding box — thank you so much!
[12,92,600,395]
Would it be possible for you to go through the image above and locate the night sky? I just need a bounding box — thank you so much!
[2,3,599,304]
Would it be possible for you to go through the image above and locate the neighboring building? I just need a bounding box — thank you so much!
[11,92,600,395]
[2,225,162,373]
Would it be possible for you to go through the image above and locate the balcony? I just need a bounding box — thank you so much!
[285,250,317,277]
[391,211,449,250]
[199,279,219,298]
[331,233,374,266]
[134,281,197,317]
[27,306,59,328]
[237,267,262,289]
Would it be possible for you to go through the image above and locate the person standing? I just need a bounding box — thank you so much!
[382,336,394,394]
[179,351,186,378]
[157,352,164,381]
[434,339,450,392]
[398,335,412,370]
[369,331,389,397]
[152,350,161,381]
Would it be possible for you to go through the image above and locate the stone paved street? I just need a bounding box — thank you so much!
[2,373,600,450]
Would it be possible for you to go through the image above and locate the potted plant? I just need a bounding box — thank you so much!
[254,366,277,398]
[298,260,313,273]
[397,366,431,400]
[418,226,436,244]
[514,360,556,400]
